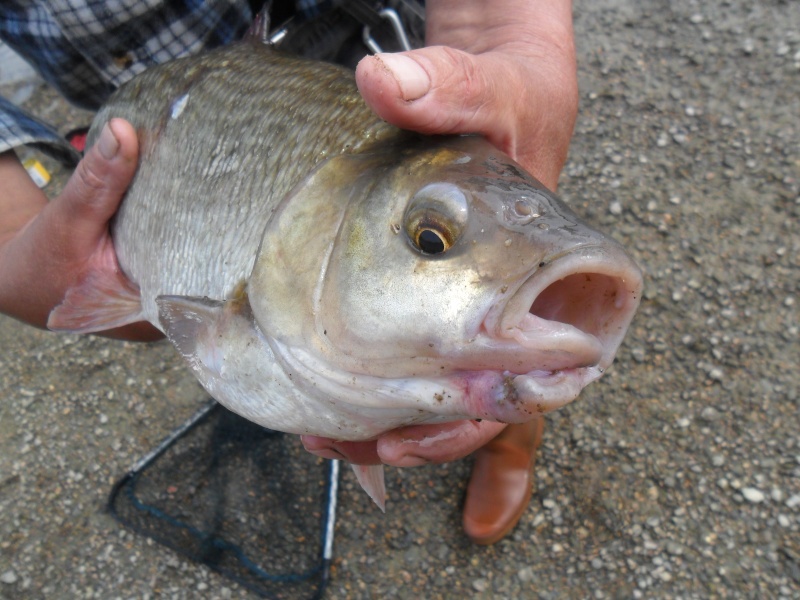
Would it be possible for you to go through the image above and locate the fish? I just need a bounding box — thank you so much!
[48,41,643,509]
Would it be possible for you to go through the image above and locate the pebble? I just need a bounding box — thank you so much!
[742,488,766,503]
[0,571,17,584]
[517,567,534,583]
[472,578,489,592]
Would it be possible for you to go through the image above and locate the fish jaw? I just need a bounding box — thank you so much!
[462,243,643,420]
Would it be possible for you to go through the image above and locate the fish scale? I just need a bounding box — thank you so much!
[89,41,397,323]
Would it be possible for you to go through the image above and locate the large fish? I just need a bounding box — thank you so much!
[49,41,642,507]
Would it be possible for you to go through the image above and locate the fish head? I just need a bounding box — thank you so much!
[250,135,642,424]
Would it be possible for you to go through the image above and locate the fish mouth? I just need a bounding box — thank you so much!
[479,245,642,419]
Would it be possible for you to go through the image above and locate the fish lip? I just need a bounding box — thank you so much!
[481,243,643,381]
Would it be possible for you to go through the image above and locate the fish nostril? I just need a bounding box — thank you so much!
[529,273,625,341]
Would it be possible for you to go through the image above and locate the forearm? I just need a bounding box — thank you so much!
[0,151,53,327]
[0,151,48,246]
[426,0,575,56]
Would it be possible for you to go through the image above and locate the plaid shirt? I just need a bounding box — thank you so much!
[0,0,331,164]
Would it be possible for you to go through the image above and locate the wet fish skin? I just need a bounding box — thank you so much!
[96,42,400,326]
[49,41,642,443]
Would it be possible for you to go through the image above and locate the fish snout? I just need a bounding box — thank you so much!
[480,243,643,419]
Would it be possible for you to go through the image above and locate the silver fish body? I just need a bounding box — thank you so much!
[50,42,643,443]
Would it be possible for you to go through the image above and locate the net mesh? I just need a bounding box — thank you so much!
[108,403,334,599]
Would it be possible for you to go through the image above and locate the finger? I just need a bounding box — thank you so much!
[50,118,139,230]
[300,435,381,465]
[376,420,507,467]
[356,47,517,146]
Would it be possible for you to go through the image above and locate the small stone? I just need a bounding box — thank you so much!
[709,368,724,381]
[472,578,489,592]
[518,566,534,583]
[786,494,800,509]
[778,514,791,527]
[666,541,685,556]
[690,13,704,24]
[742,487,765,503]
[610,201,623,215]
[0,571,17,584]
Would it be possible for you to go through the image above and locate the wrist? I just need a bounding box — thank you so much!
[0,151,48,246]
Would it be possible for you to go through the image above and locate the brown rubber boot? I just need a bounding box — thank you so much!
[462,418,545,545]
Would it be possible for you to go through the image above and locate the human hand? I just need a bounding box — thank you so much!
[303,1,577,467]
[0,119,162,341]
[301,420,508,467]
[356,0,578,189]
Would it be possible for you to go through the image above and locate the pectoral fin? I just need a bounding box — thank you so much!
[351,464,387,512]
[156,295,242,378]
[48,270,143,333]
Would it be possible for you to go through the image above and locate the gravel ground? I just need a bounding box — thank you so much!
[1,1,799,598]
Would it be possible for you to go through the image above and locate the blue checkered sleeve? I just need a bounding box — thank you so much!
[0,96,81,165]
[0,0,353,163]
[0,0,256,163]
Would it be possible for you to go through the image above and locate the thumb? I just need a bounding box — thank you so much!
[52,118,139,229]
[356,47,517,142]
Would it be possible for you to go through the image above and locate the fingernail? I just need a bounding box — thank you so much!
[97,122,120,160]
[377,53,431,101]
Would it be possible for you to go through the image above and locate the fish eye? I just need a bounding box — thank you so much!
[404,183,469,256]
[416,227,448,254]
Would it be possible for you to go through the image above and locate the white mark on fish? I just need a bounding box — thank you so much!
[170,94,190,119]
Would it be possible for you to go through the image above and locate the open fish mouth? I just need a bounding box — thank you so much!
[479,245,643,419]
